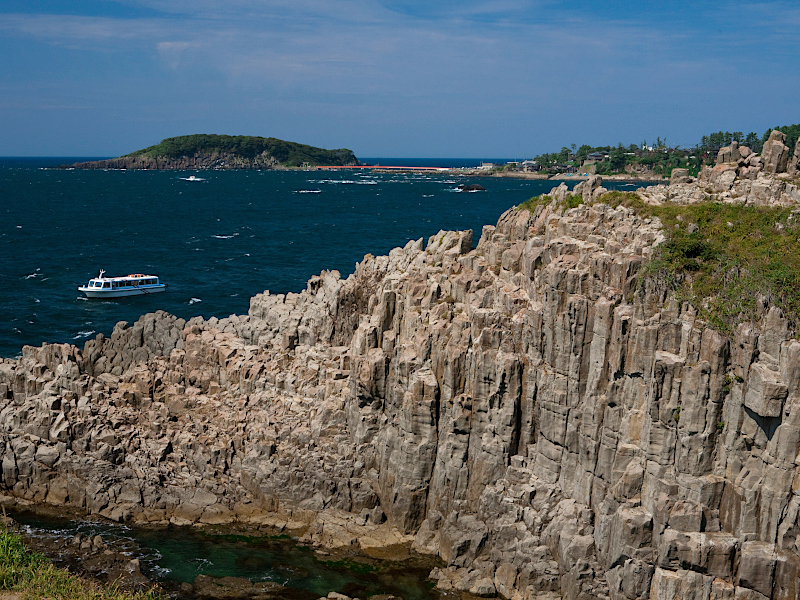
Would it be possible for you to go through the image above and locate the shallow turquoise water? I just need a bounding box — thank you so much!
[11,510,439,600]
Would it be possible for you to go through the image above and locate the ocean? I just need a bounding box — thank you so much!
[0,158,652,358]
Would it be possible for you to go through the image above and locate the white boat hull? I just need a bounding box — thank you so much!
[78,285,166,298]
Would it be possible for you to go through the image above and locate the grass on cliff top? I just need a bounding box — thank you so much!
[519,191,800,334]
[0,526,159,600]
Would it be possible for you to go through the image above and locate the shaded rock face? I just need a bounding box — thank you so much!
[2,193,800,600]
[790,138,800,177]
[67,152,282,171]
[668,168,692,185]
[761,130,791,174]
[716,141,742,165]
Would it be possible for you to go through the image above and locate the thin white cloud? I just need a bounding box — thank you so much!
[1,13,169,44]
[2,0,798,156]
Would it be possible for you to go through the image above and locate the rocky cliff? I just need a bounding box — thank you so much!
[67,152,284,170]
[2,150,800,600]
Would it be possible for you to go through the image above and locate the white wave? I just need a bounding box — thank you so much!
[213,233,238,239]
[297,189,321,193]
[24,268,41,279]
[73,330,96,339]
[356,181,377,185]
[189,298,202,304]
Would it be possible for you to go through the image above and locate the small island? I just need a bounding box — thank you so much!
[64,134,359,170]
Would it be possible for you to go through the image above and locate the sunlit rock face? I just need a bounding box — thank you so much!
[2,181,800,600]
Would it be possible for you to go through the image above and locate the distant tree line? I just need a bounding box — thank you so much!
[526,124,799,176]
[125,134,358,167]
[698,125,800,156]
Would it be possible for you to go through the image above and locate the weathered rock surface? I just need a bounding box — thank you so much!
[789,138,800,177]
[188,574,285,600]
[67,152,284,171]
[1,171,800,600]
[668,168,692,185]
[761,130,791,174]
[640,131,800,208]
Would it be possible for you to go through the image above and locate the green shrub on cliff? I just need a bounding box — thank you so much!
[125,134,357,167]
[519,191,800,334]
[0,525,158,600]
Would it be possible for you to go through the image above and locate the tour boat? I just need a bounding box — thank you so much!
[78,270,167,298]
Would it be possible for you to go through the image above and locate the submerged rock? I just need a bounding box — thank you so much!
[188,575,284,600]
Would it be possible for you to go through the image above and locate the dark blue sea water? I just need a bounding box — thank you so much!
[0,158,653,358]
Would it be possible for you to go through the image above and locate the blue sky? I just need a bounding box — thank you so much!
[1,1,798,157]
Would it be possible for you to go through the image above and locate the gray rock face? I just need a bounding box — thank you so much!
[669,168,692,185]
[67,152,283,171]
[789,138,800,177]
[761,130,790,174]
[643,162,800,207]
[717,141,742,165]
[573,175,607,204]
[1,186,800,600]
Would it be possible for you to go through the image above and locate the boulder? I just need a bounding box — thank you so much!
[761,130,790,174]
[717,141,742,165]
[669,168,692,185]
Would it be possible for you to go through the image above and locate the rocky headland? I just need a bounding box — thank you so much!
[64,134,359,170]
[3,131,800,600]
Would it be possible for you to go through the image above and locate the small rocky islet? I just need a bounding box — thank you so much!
[2,132,800,599]
[63,134,360,170]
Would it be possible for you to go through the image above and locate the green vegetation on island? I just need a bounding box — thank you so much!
[519,192,800,334]
[125,134,358,167]
[0,525,158,600]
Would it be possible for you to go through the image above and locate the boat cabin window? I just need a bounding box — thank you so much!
[102,282,110,288]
